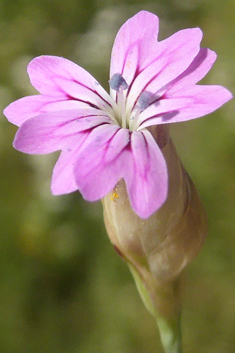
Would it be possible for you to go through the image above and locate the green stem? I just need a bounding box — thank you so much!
[156,314,182,353]
[129,264,182,353]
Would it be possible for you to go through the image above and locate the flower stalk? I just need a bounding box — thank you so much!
[129,264,182,353]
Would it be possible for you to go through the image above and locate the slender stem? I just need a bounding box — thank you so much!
[156,314,182,353]
[129,264,182,353]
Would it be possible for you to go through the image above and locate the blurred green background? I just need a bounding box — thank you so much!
[0,0,234,352]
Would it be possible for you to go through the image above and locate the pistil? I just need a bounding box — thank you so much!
[117,86,127,128]
[109,73,128,129]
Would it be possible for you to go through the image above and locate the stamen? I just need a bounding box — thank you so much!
[129,91,158,131]
[109,73,128,92]
[109,74,128,129]
[129,106,141,131]
[138,91,155,110]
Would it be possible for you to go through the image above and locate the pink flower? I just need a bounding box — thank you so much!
[4,11,232,219]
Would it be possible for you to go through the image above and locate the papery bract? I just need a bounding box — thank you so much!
[3,10,232,218]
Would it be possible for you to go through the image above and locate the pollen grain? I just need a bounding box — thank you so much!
[111,191,119,201]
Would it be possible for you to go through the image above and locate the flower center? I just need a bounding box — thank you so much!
[109,73,158,131]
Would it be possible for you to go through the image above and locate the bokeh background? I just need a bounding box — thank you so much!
[0,0,234,352]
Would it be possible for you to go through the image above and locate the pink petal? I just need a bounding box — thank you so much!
[161,85,233,124]
[126,28,203,112]
[74,125,131,201]
[51,133,89,195]
[124,130,168,219]
[13,109,112,154]
[3,95,85,126]
[27,56,114,110]
[136,97,193,130]
[110,11,159,87]
[168,48,217,92]
[137,84,232,129]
